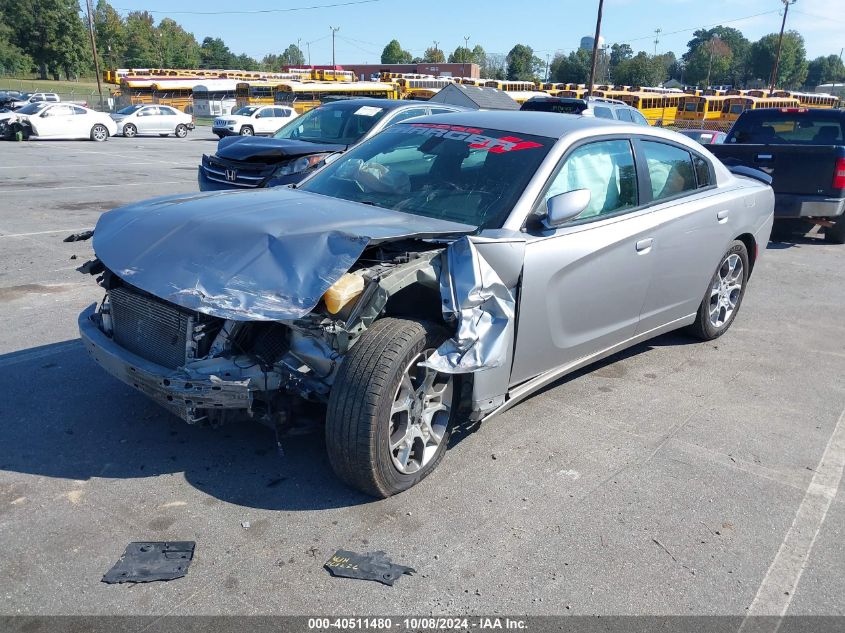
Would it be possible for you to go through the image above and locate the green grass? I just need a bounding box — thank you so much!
[0,77,110,95]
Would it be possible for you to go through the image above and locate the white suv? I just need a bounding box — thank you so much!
[11,92,60,109]
[212,105,297,137]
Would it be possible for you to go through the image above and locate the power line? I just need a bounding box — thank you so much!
[618,9,780,45]
[115,0,383,16]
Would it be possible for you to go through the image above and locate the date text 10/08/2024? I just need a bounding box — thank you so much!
[308,618,528,631]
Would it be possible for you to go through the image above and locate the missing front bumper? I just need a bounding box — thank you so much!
[78,304,253,423]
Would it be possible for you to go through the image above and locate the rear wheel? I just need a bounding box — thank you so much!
[122,123,137,138]
[175,124,188,138]
[825,219,845,244]
[325,318,457,498]
[90,124,109,142]
[688,240,749,341]
[239,125,253,136]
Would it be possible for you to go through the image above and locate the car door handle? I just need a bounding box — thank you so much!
[635,238,653,253]
[717,209,729,222]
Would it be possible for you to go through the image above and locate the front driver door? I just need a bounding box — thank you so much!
[510,138,659,385]
[33,104,75,138]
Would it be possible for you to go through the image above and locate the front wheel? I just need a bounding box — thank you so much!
[239,126,253,136]
[122,123,137,138]
[325,318,457,498]
[687,240,750,340]
[175,124,188,138]
[90,124,109,142]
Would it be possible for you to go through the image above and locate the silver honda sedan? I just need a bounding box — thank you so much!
[78,111,774,497]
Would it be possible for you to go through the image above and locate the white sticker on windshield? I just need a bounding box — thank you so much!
[354,106,382,116]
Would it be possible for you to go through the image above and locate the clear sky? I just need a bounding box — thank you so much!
[106,0,844,65]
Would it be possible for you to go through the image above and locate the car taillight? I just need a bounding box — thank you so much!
[833,157,845,190]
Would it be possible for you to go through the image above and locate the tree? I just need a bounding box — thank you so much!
[381,39,412,64]
[683,26,750,87]
[0,10,32,76]
[550,49,591,84]
[806,54,845,88]
[613,52,668,87]
[199,36,235,69]
[447,46,471,64]
[3,0,88,79]
[93,0,126,70]
[610,43,633,69]
[506,44,543,81]
[423,46,445,63]
[157,18,201,68]
[280,43,305,67]
[749,30,807,88]
[124,11,158,67]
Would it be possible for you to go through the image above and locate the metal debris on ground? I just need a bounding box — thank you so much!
[241,521,251,529]
[101,541,195,584]
[324,550,415,586]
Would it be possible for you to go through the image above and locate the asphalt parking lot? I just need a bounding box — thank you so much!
[1,132,843,618]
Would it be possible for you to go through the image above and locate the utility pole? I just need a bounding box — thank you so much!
[769,0,797,95]
[307,41,311,66]
[463,35,470,77]
[545,53,551,82]
[84,0,104,111]
[653,28,661,56]
[330,26,340,68]
[586,0,604,98]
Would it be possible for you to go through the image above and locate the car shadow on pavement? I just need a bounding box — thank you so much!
[0,340,373,511]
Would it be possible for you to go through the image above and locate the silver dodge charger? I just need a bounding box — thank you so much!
[78,111,774,497]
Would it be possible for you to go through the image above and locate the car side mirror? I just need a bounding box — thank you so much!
[543,189,591,228]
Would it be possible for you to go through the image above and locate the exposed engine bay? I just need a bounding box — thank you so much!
[80,239,449,428]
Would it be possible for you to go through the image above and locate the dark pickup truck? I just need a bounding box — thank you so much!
[710,107,845,243]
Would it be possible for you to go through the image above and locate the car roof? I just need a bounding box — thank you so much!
[404,110,623,139]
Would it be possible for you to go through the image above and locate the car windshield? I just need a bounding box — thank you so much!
[273,101,388,145]
[233,106,258,116]
[299,122,554,229]
[116,104,143,115]
[16,102,48,115]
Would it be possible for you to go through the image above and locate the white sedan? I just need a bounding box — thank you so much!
[212,105,297,137]
[111,104,195,138]
[13,103,117,141]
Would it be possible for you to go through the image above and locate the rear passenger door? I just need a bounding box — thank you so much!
[635,139,734,333]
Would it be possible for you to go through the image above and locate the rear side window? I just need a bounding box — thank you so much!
[631,110,648,126]
[593,106,614,119]
[727,113,845,145]
[693,155,712,188]
[641,141,697,201]
[616,109,634,123]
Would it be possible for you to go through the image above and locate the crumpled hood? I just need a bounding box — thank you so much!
[216,136,347,161]
[93,187,474,321]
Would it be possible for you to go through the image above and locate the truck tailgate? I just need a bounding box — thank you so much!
[710,144,840,197]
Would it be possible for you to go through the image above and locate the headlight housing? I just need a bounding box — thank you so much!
[274,153,331,177]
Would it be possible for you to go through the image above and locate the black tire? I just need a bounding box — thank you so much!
[325,317,456,498]
[90,124,109,142]
[825,219,845,244]
[239,126,253,136]
[688,240,750,341]
[175,124,188,138]
[122,123,137,138]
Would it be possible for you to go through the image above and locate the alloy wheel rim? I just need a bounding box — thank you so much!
[93,125,106,141]
[388,350,453,475]
[708,253,743,328]
[124,125,135,137]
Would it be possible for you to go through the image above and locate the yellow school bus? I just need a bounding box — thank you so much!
[395,77,453,99]
[273,81,399,113]
[616,92,683,125]
[676,95,729,123]
[234,81,278,108]
[772,91,838,109]
[719,96,801,123]
[484,80,537,92]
